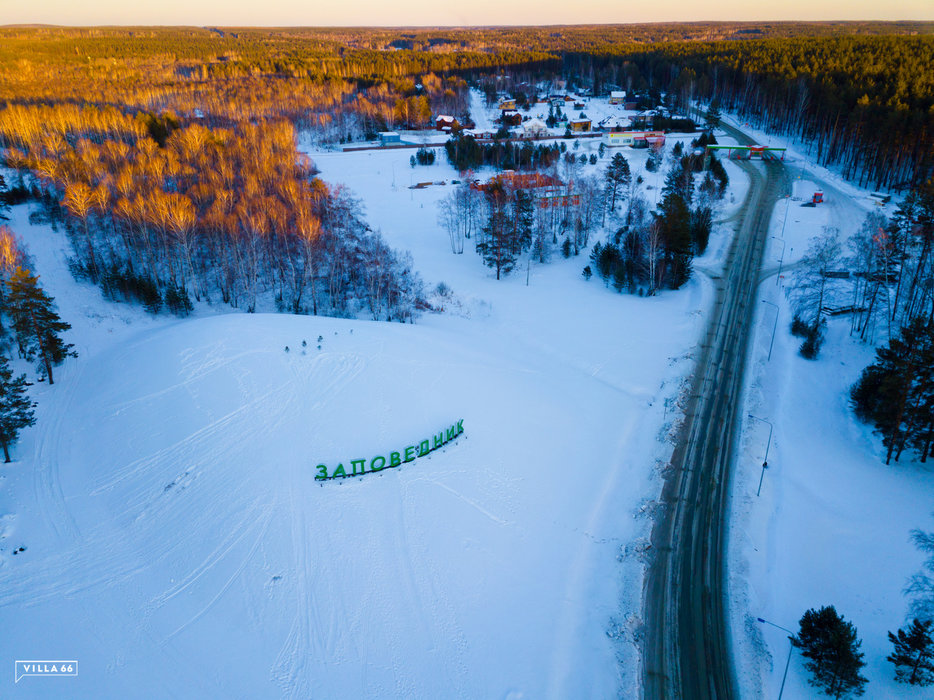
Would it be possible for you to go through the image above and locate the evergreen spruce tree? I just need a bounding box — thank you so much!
[888,618,934,686]
[0,354,36,463]
[514,190,534,252]
[705,99,721,132]
[5,267,76,385]
[476,185,518,280]
[0,174,9,220]
[604,152,631,213]
[850,319,934,464]
[792,605,869,698]
[907,524,934,631]
[657,191,693,289]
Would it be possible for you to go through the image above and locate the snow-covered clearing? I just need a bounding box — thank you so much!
[0,111,743,696]
[728,131,934,698]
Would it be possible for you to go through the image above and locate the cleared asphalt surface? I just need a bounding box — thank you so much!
[642,122,789,699]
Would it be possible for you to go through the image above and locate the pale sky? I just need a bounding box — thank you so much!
[2,0,932,27]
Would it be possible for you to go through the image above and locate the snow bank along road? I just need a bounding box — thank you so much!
[643,121,789,699]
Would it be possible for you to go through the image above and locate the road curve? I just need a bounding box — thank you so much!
[642,122,789,699]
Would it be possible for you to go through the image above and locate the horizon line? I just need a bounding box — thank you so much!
[3,19,933,30]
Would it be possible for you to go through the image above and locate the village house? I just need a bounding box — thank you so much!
[522,118,549,138]
[631,110,660,129]
[568,118,592,133]
[609,90,627,105]
[435,115,460,132]
[463,128,495,140]
[500,110,522,127]
[598,115,631,131]
[498,98,517,111]
[603,130,666,148]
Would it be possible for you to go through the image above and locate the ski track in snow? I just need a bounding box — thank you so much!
[32,359,86,544]
[1,100,725,697]
[162,506,274,641]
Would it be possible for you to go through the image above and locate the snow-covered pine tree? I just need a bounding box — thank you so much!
[907,524,934,625]
[888,618,934,686]
[704,100,721,132]
[0,354,36,462]
[476,183,518,280]
[792,605,868,698]
[604,152,631,215]
[850,318,934,464]
[5,267,76,385]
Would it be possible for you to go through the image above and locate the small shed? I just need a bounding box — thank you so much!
[379,132,401,146]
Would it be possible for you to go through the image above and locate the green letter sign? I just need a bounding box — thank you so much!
[315,419,465,481]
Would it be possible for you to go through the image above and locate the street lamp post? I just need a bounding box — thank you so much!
[757,617,795,700]
[748,413,773,496]
[779,194,791,237]
[761,300,779,361]
[772,195,791,286]
[772,235,786,286]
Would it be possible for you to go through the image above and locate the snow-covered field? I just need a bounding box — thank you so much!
[727,122,934,697]
[6,87,917,698]
[0,98,740,696]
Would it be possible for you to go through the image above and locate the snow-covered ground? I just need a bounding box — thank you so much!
[0,106,747,696]
[727,124,934,697]
[6,87,917,698]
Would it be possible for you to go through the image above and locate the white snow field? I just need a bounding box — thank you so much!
[0,310,665,698]
[727,136,934,698]
[0,103,734,696]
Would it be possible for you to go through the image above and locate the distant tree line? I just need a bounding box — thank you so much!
[4,119,423,322]
[577,35,934,188]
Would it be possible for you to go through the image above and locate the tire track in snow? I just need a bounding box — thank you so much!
[31,360,86,544]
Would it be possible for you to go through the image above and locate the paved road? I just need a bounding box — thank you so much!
[642,122,789,699]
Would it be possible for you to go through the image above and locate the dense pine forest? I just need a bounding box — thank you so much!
[571,35,934,188]
[0,23,932,320]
